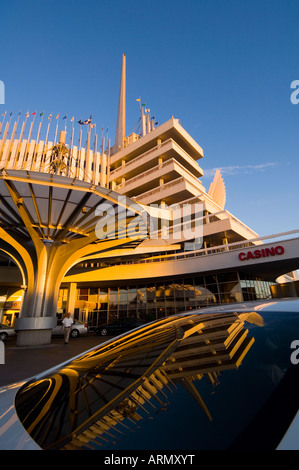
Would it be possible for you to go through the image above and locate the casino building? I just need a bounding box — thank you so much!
[0,54,298,340]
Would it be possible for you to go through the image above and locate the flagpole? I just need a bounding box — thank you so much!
[100,132,106,188]
[9,116,19,142]
[86,122,91,181]
[37,112,43,143]
[12,111,21,143]
[14,113,28,169]
[69,119,74,177]
[28,112,36,142]
[54,114,59,145]
[45,114,52,146]
[22,112,35,169]
[107,138,111,189]
[0,111,7,136]
[141,104,146,137]
[31,112,43,169]
[93,131,97,185]
[0,119,11,164]
[5,118,18,169]
[40,114,51,172]
[77,127,82,179]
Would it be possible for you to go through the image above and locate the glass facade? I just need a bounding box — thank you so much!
[72,271,276,327]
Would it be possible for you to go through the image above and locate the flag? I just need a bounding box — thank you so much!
[70,116,74,122]
[2,111,6,117]
[40,112,43,117]
[48,113,52,119]
[63,115,67,120]
[145,108,150,113]
[56,114,59,119]
[91,123,96,128]
[136,98,141,102]
[26,111,29,117]
[32,112,36,115]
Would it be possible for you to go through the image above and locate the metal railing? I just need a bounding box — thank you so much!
[80,229,299,269]
[110,137,202,177]
[133,229,299,264]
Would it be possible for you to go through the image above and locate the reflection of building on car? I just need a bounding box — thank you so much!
[1,299,299,450]
[51,320,89,338]
[94,318,145,336]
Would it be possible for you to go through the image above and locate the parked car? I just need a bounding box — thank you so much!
[95,317,145,336]
[52,319,89,338]
[0,323,16,341]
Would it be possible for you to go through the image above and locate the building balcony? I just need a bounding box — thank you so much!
[132,175,206,205]
[110,117,204,165]
[114,158,204,199]
[109,138,203,183]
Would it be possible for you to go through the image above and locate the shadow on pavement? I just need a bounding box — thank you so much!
[0,333,109,387]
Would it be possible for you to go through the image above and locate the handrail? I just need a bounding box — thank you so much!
[110,137,201,177]
[76,229,299,271]
[134,171,207,202]
[110,139,172,175]
[136,229,299,264]
[116,159,174,189]
[116,156,203,191]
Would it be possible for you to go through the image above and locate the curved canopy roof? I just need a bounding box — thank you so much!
[0,170,148,245]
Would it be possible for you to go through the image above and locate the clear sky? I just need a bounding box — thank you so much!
[1,0,299,237]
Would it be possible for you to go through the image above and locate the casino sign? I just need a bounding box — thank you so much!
[238,245,285,261]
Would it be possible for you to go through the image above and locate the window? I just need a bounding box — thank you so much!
[78,288,88,301]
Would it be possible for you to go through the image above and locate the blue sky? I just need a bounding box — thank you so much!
[1,0,299,237]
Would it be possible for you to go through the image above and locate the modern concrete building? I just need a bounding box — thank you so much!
[0,54,298,343]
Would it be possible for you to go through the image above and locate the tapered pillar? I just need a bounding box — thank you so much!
[114,53,126,150]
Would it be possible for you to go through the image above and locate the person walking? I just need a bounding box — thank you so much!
[62,312,73,344]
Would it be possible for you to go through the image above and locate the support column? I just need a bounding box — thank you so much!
[15,316,57,346]
[66,282,77,316]
[15,240,58,346]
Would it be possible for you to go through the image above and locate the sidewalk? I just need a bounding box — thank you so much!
[0,333,107,387]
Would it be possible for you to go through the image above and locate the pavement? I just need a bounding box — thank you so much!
[0,332,108,387]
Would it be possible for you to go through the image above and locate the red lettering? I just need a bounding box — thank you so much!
[275,245,285,255]
[265,247,275,257]
[238,245,285,262]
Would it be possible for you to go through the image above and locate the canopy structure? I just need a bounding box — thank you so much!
[0,169,148,346]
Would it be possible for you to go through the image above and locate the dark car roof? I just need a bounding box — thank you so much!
[14,300,299,450]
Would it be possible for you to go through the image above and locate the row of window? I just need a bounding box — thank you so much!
[59,272,275,325]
